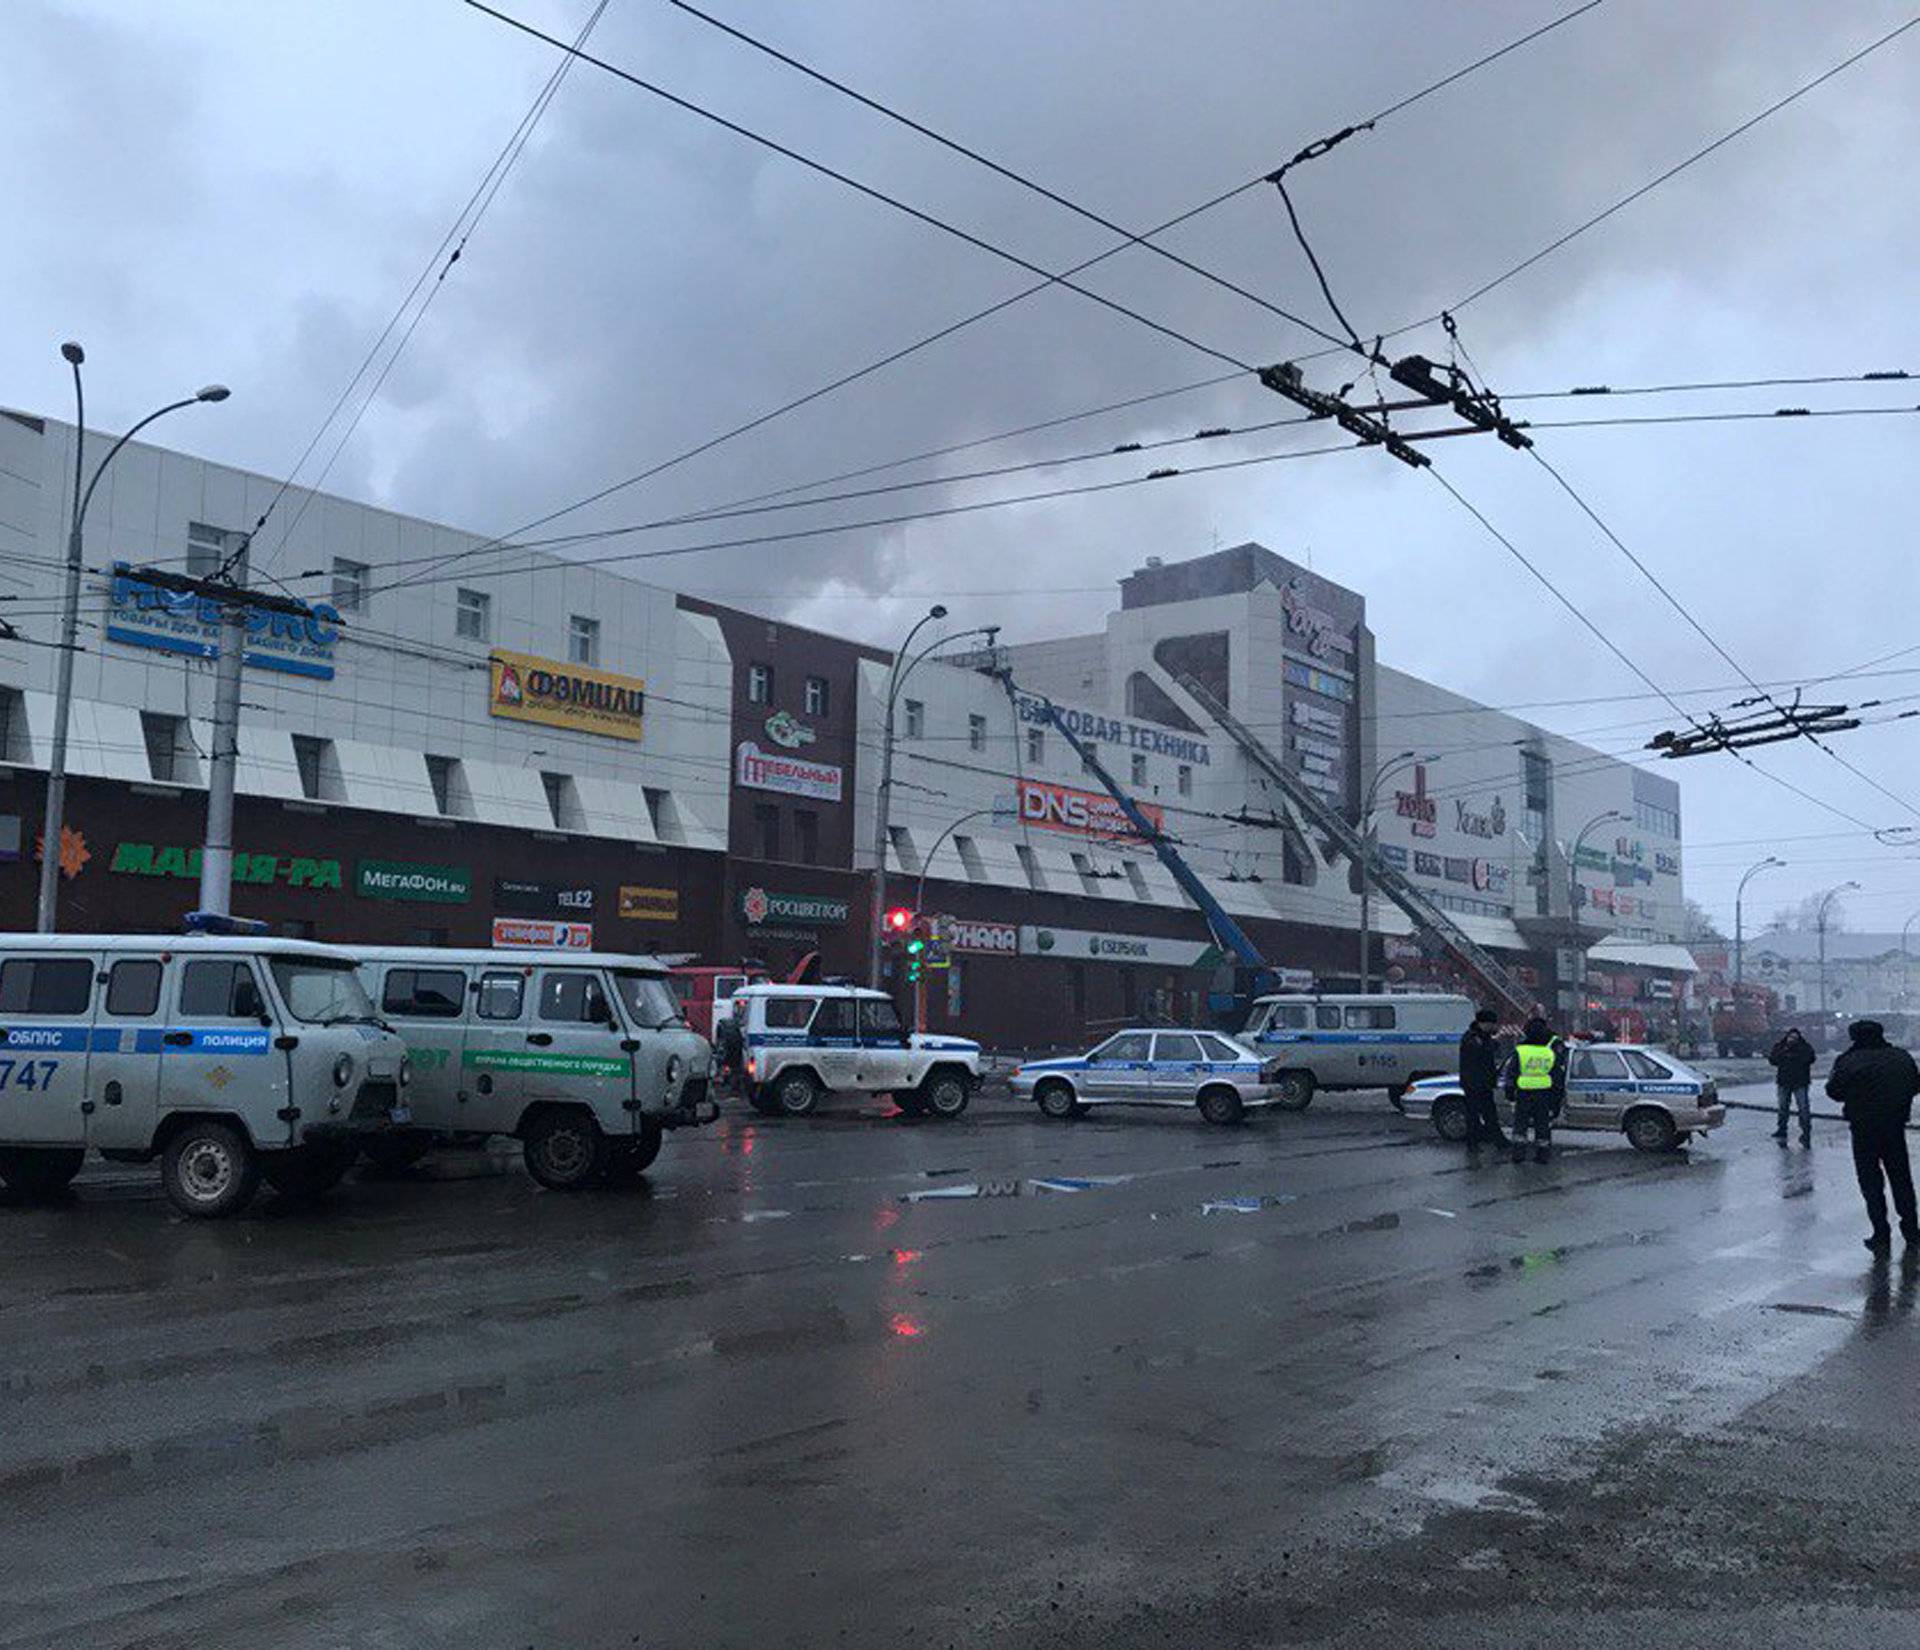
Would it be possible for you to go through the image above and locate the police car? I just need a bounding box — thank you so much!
[1401,1042,1726,1153]
[1010,1028,1276,1125]
[732,984,982,1117]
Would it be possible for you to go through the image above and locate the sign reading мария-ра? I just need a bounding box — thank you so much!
[107,563,342,679]
[489,648,645,742]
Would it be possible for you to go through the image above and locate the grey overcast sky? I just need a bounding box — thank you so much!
[4,0,1918,932]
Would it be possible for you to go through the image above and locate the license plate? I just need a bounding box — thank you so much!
[388,1104,412,1126]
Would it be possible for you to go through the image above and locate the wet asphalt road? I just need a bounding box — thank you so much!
[3,1081,1917,1648]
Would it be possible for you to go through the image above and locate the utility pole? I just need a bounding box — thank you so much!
[36,343,229,931]
[128,558,316,921]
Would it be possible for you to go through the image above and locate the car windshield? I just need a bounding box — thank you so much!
[270,958,377,1025]
[614,970,686,1029]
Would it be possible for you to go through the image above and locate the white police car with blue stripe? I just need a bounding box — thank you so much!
[1402,1041,1726,1153]
[734,984,981,1118]
[1011,1028,1275,1125]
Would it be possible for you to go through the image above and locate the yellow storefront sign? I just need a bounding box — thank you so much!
[488,648,646,742]
[618,885,679,922]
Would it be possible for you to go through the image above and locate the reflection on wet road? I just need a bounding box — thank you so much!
[2,1082,1915,1648]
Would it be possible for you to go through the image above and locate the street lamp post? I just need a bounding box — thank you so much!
[1816,880,1860,1015]
[1565,808,1629,1031]
[868,606,946,986]
[36,343,229,932]
[1734,855,1785,991]
[914,805,1009,914]
[1357,750,1419,995]
[1902,910,1920,1011]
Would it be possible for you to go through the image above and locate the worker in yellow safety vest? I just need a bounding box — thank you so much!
[1501,1015,1566,1164]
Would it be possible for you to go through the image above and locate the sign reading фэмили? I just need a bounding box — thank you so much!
[489,648,646,741]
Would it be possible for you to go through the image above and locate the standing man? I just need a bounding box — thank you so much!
[1457,1008,1508,1157]
[1767,1026,1816,1147]
[1503,1015,1565,1164]
[1825,1019,1920,1253]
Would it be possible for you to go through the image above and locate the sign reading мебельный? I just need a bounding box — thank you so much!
[1019,926,1216,968]
[736,741,843,802]
[107,563,342,680]
[1016,779,1162,839]
[355,860,471,903]
[489,648,645,741]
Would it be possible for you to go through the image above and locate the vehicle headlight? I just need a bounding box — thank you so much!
[333,1053,355,1089]
[666,1054,683,1085]
[398,1055,412,1089]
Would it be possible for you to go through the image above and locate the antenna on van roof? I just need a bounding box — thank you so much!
[183,911,270,936]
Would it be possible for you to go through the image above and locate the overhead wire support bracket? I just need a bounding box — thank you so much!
[1257,362,1430,469]
[1387,353,1534,449]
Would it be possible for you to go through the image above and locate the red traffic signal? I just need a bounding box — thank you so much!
[884,906,914,933]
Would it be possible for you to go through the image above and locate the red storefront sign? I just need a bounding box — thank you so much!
[1016,778,1160,840]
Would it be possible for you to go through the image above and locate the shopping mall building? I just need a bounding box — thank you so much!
[0,408,1694,1046]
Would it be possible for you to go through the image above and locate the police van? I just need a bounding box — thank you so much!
[0,934,410,1219]
[733,983,981,1117]
[1241,992,1475,1110]
[352,947,716,1189]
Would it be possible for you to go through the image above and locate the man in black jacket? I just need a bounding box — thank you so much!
[1456,1008,1508,1155]
[1767,1027,1817,1147]
[1825,1019,1920,1252]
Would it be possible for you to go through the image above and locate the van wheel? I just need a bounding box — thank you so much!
[162,1122,260,1219]
[920,1071,971,1119]
[1273,1071,1315,1112]
[0,1146,85,1199]
[775,1071,821,1117]
[523,1110,609,1190]
[261,1143,355,1201]
[1431,1096,1470,1143]
[604,1121,664,1185]
[1035,1080,1078,1121]
[1625,1108,1680,1154]
[359,1135,432,1174]
[1197,1086,1244,1126]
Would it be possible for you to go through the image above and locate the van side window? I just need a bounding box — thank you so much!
[763,998,814,1031]
[1315,1006,1342,1031]
[179,960,262,1019]
[1344,1004,1396,1030]
[106,960,163,1018]
[1268,1005,1310,1031]
[541,972,612,1025]
[383,968,466,1018]
[716,975,746,1001]
[813,998,859,1040]
[0,957,95,1015]
[476,973,525,1021]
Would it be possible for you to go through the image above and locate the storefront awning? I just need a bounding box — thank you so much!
[1587,939,1698,974]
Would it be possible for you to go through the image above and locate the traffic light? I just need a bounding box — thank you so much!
[884,906,914,935]
[905,916,933,984]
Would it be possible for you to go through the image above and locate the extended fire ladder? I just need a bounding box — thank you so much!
[1170,672,1536,1023]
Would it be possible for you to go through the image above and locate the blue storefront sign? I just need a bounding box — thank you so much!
[106,562,342,680]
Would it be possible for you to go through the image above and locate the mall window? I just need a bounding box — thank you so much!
[424,753,472,818]
[455,587,490,641]
[331,558,370,613]
[793,808,819,865]
[1635,798,1680,837]
[1178,763,1193,797]
[541,771,584,831]
[969,714,987,753]
[187,521,238,578]
[1131,752,1148,787]
[804,675,829,716]
[747,662,773,704]
[752,803,781,861]
[1081,740,1098,774]
[290,733,339,802]
[1025,726,1045,764]
[140,712,189,784]
[568,614,599,665]
[0,687,24,764]
[903,699,924,739]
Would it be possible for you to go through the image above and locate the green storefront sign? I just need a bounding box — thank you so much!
[356,859,472,904]
[738,886,850,927]
[110,841,342,889]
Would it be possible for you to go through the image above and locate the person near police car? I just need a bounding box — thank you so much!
[1502,1015,1565,1164]
[1824,1019,1920,1253]
[1767,1026,1816,1148]
[1457,1007,1509,1155]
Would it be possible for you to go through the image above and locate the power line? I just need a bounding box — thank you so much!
[405,0,1609,605]
[249,0,614,570]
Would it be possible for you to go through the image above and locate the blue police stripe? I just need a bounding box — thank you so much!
[0,1026,115,1052]
[132,1028,273,1056]
[1257,1031,1457,1045]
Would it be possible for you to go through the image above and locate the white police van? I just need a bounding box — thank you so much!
[733,983,981,1117]
[0,934,410,1218]
[1241,992,1475,1110]
[353,947,716,1189]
